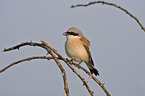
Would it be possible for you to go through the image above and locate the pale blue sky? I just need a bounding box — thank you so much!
[0,0,145,96]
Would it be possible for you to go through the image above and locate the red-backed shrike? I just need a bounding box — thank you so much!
[63,27,99,76]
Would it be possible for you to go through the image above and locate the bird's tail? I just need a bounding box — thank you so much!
[89,68,99,76]
[85,62,99,76]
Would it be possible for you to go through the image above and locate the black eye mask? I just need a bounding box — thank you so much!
[66,32,79,36]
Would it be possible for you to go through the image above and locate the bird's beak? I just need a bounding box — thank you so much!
[62,32,67,36]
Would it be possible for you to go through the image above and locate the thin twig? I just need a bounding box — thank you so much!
[3,41,44,52]
[71,1,145,32]
[0,56,51,73]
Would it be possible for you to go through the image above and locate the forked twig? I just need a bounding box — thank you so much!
[1,41,99,96]
[2,41,70,96]
[1,41,111,96]
[41,40,110,96]
[41,40,94,96]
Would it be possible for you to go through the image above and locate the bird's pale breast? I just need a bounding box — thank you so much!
[65,36,89,62]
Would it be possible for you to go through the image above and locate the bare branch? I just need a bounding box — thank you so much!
[48,50,69,96]
[1,41,111,96]
[41,40,111,96]
[71,1,145,32]
[41,40,94,96]
[2,42,69,96]
[72,62,111,96]
[41,40,112,96]
[2,41,93,96]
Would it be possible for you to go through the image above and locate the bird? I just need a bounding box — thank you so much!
[63,27,99,76]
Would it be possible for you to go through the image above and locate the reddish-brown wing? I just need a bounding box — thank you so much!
[80,37,94,66]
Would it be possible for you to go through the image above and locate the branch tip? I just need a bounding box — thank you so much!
[3,48,6,52]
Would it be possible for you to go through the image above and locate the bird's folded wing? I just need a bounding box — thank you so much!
[80,37,94,66]
[80,37,90,47]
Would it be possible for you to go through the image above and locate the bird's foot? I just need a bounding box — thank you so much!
[69,59,73,64]
[75,61,82,69]
[66,58,73,65]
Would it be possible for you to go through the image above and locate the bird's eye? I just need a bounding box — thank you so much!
[66,32,79,36]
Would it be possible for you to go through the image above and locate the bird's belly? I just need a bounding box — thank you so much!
[65,41,88,62]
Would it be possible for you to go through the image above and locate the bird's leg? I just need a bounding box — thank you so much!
[75,61,83,69]
[66,58,73,64]
[78,61,83,65]
[69,59,73,64]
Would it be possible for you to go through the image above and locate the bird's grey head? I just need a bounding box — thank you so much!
[63,27,83,37]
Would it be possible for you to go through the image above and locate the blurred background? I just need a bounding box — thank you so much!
[0,0,145,96]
